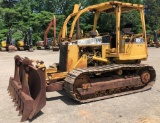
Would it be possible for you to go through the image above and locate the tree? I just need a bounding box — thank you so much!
[0,0,160,43]
[144,0,160,32]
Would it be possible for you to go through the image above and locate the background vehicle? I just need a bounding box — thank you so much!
[37,16,59,51]
[17,27,34,51]
[8,1,156,122]
[154,29,160,48]
[0,28,17,52]
[147,29,160,47]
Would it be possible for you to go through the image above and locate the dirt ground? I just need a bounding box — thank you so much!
[0,47,160,123]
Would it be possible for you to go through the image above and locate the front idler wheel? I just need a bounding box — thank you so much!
[140,70,151,84]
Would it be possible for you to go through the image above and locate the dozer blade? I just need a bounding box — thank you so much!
[8,55,46,122]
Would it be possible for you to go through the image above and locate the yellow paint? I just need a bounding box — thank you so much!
[93,12,99,31]
[46,2,148,84]
[67,45,79,71]
[60,1,145,40]
[1,41,6,47]
[17,41,24,47]
[116,5,121,53]
[48,72,68,81]
[61,2,147,62]
[140,9,148,55]
[102,44,110,58]
[72,4,80,13]
[46,68,57,79]
[107,43,147,60]
[74,54,87,69]
[92,56,108,62]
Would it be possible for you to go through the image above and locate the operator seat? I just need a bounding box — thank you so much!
[89,30,99,38]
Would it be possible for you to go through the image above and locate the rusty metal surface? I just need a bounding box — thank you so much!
[8,45,17,52]
[18,47,25,51]
[8,55,46,122]
[76,81,155,103]
[77,76,142,96]
[46,81,64,92]
[36,41,44,46]
[64,64,156,103]
[141,70,151,84]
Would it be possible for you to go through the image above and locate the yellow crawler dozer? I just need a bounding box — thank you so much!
[8,1,156,122]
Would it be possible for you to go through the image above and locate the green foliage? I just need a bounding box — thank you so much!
[32,33,42,45]
[98,13,116,33]
[144,0,160,31]
[0,0,66,43]
[0,0,160,43]
[12,30,23,41]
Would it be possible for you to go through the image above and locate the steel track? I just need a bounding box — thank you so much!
[64,64,156,103]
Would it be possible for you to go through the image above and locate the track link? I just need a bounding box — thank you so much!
[64,64,156,103]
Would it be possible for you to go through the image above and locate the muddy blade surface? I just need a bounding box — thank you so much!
[8,55,46,122]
